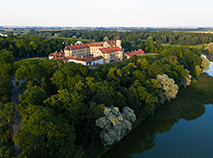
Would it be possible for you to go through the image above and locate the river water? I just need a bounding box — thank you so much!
[101,57,213,158]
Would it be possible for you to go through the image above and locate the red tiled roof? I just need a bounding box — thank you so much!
[125,49,145,57]
[88,43,102,47]
[49,52,67,61]
[68,44,89,50]
[106,40,116,45]
[69,56,103,62]
[52,56,67,60]
[97,46,122,54]
[48,52,64,56]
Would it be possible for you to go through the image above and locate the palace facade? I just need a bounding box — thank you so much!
[48,34,146,65]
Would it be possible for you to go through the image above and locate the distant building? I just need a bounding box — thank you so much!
[48,34,146,66]
[93,46,123,63]
[88,43,103,55]
[63,33,123,64]
[0,33,7,37]
[68,56,104,66]
[64,43,90,57]
[124,49,145,59]
[48,51,67,63]
[75,41,82,45]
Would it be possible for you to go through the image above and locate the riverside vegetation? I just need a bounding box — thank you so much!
[0,31,212,158]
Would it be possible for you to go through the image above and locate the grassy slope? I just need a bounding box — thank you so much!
[150,73,213,121]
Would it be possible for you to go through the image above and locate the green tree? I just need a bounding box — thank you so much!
[103,36,109,41]
[0,75,13,103]
[44,89,85,126]
[14,108,76,158]
[0,140,15,158]
[29,41,37,57]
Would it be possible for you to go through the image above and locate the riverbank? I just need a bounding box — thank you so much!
[150,73,213,122]
[93,73,213,158]
[150,73,213,121]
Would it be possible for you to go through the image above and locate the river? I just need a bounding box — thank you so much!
[101,57,213,158]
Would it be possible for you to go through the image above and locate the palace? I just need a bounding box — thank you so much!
[62,34,123,64]
[48,34,145,65]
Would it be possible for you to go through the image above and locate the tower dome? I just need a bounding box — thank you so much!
[116,33,121,40]
[64,41,70,50]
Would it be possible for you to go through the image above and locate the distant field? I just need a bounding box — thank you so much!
[162,43,204,49]
[47,36,95,42]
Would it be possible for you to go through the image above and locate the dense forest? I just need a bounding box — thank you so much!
[0,35,64,58]
[0,30,212,157]
[1,30,213,59]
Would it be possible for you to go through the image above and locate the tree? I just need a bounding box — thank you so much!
[80,102,105,146]
[103,36,109,41]
[51,62,89,90]
[180,69,192,88]
[15,59,41,89]
[0,140,15,158]
[0,75,13,103]
[156,74,179,104]
[90,81,115,107]
[19,82,47,107]
[204,42,213,53]
[44,89,85,126]
[0,49,14,65]
[194,65,202,77]
[29,41,37,57]
[200,56,210,72]
[136,58,149,71]
[96,106,136,146]
[0,102,16,146]
[0,102,16,125]
[14,108,76,158]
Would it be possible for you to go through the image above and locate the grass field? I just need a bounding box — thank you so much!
[162,43,204,49]
[26,57,47,61]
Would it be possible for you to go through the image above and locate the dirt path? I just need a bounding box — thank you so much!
[11,78,24,156]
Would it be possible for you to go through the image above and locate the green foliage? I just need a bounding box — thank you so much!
[0,75,13,103]
[0,30,210,157]
[0,49,14,65]
[19,82,47,107]
[51,62,89,90]
[0,124,13,145]
[0,102,16,125]
[194,65,202,77]
[14,108,76,158]
[0,140,15,158]
[44,89,85,125]
[200,56,210,71]
[91,81,115,107]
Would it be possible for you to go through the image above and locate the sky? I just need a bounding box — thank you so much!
[1,0,213,27]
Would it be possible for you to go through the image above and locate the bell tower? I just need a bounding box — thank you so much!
[116,33,121,49]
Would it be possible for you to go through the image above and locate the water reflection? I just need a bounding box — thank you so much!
[102,105,213,158]
[202,54,213,77]
[101,120,176,158]
[101,54,213,158]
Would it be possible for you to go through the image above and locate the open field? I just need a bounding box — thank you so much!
[162,43,204,49]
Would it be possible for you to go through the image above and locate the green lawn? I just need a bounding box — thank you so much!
[162,43,204,49]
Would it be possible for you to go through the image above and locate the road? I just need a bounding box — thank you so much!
[11,78,23,156]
